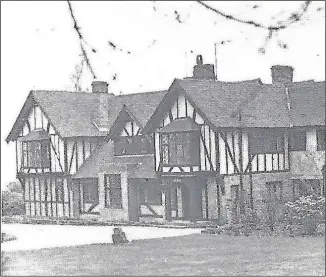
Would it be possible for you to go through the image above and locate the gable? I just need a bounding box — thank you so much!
[143,80,215,134]
[6,92,59,142]
[107,105,143,139]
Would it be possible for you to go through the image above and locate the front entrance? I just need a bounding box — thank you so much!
[163,176,205,222]
[78,178,99,214]
[128,178,163,222]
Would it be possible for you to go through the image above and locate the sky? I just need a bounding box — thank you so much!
[1,1,325,189]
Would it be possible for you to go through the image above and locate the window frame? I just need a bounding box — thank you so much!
[55,178,64,203]
[104,174,123,209]
[316,129,325,151]
[249,130,285,155]
[161,131,200,166]
[292,179,322,199]
[266,181,283,202]
[21,139,51,169]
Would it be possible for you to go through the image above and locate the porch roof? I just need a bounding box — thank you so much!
[73,141,156,179]
[18,129,50,142]
[158,118,200,133]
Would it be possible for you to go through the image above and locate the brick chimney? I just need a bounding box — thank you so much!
[193,55,215,80]
[91,80,108,93]
[271,65,294,85]
[92,80,114,131]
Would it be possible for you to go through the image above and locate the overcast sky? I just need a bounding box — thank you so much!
[1,1,325,188]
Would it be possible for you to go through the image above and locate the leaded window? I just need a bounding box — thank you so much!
[161,132,199,165]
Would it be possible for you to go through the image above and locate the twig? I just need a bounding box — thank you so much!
[196,1,311,32]
[67,1,96,79]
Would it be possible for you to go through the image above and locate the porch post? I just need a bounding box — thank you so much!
[162,178,171,221]
[188,177,202,222]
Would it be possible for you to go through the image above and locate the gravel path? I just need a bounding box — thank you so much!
[1,223,202,252]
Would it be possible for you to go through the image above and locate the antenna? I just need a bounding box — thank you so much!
[185,51,188,77]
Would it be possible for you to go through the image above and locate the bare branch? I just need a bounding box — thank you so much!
[67,1,96,79]
[196,1,311,32]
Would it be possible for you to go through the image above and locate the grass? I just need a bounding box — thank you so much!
[3,234,325,276]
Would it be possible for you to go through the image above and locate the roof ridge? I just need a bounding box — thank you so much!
[116,90,166,97]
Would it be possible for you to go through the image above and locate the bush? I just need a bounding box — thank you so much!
[284,195,325,236]
[1,252,9,275]
[1,181,25,216]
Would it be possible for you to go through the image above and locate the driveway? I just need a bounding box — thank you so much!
[1,223,202,252]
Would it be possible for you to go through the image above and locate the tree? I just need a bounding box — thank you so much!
[66,1,324,80]
[70,55,85,92]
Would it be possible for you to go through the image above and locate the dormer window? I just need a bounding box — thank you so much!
[19,129,51,169]
[114,135,154,155]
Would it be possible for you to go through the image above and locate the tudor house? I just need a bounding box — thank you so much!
[6,56,325,223]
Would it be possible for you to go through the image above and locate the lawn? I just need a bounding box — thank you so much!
[3,234,325,276]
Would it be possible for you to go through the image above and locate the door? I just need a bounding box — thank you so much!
[166,178,203,221]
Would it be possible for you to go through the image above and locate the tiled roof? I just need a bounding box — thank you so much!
[6,89,166,141]
[177,79,325,128]
[158,117,200,132]
[288,81,325,126]
[6,78,324,143]
[73,141,156,179]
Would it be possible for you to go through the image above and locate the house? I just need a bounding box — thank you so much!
[6,56,325,224]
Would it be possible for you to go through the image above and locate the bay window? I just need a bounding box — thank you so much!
[22,140,50,168]
[161,132,200,166]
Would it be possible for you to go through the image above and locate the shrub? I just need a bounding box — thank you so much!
[1,252,9,275]
[284,195,325,236]
[1,181,25,216]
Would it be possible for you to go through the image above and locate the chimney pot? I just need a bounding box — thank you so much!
[271,65,294,85]
[193,55,215,80]
[91,81,109,93]
[196,55,203,66]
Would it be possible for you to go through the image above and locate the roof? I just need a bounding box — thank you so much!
[6,77,324,143]
[158,118,200,133]
[6,89,166,142]
[18,129,50,142]
[73,141,156,179]
[177,78,325,128]
[178,78,262,128]
[288,81,325,126]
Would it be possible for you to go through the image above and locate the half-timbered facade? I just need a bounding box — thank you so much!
[6,56,325,224]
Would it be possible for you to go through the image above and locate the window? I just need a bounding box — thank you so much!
[266,181,283,202]
[317,129,325,151]
[55,178,64,202]
[104,174,122,209]
[138,181,162,205]
[161,132,199,165]
[293,179,322,199]
[22,140,50,168]
[290,130,306,151]
[114,135,154,155]
[249,130,284,154]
